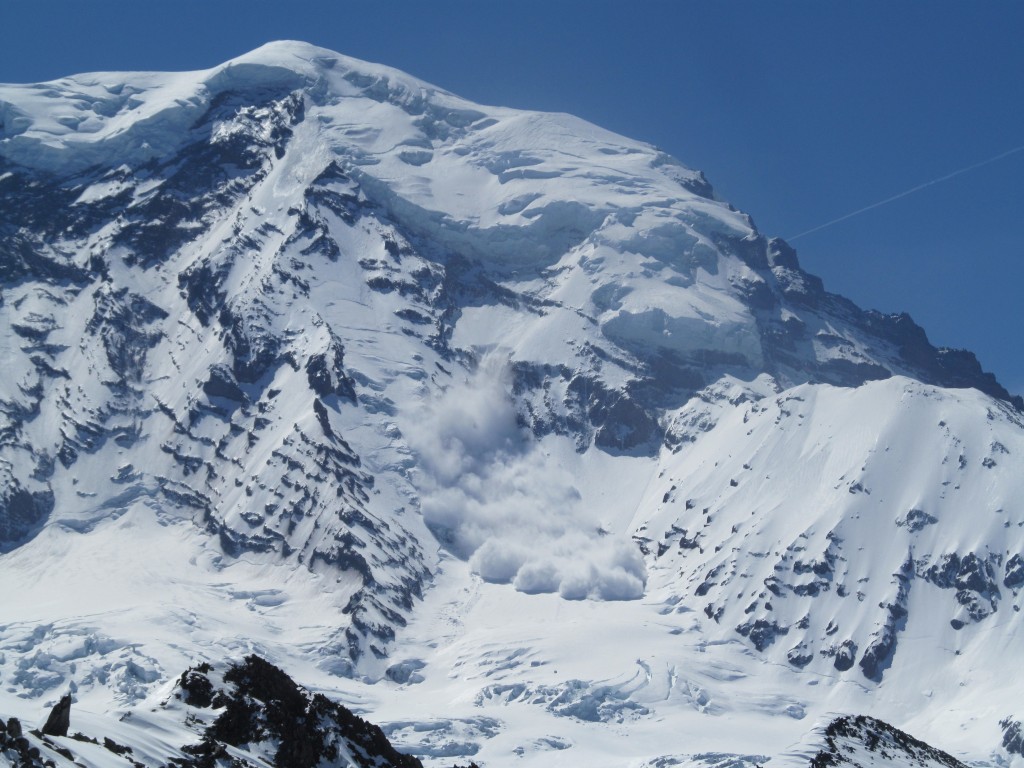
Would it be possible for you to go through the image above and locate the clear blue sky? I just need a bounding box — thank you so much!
[3,1,1022,395]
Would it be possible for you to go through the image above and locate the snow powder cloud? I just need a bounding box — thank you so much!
[402,357,646,601]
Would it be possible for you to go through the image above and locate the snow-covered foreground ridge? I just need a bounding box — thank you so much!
[1,40,1022,767]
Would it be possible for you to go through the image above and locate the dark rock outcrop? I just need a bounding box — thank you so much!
[172,655,425,768]
[0,716,46,768]
[810,715,968,768]
[1001,717,1024,757]
[41,694,71,738]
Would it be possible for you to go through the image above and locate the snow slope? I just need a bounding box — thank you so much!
[2,41,1023,767]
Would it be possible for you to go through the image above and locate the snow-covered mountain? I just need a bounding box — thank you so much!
[1,41,1022,768]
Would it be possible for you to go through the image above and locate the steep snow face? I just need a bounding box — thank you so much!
[2,41,1024,767]
[644,376,1024,678]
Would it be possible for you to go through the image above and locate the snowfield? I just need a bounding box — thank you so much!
[1,41,1023,768]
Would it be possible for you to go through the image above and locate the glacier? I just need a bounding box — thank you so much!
[1,40,1023,768]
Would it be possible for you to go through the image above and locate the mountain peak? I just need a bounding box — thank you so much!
[0,41,430,175]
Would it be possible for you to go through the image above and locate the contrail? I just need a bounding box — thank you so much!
[788,144,1024,241]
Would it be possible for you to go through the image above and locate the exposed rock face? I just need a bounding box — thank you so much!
[173,656,426,768]
[41,694,70,737]
[1,716,45,768]
[1001,718,1024,757]
[810,715,968,768]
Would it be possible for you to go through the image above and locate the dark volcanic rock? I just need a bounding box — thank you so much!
[202,364,247,404]
[811,715,968,768]
[177,663,217,708]
[1001,717,1024,757]
[0,485,54,549]
[0,716,47,768]
[41,694,71,737]
[830,640,858,672]
[859,559,912,681]
[1004,554,1024,591]
[174,655,424,768]
[736,618,789,651]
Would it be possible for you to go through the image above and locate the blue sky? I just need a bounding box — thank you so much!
[3,1,1023,394]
